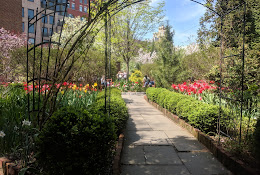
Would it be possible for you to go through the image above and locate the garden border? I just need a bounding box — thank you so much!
[144,95,259,175]
[112,133,125,175]
[0,133,125,175]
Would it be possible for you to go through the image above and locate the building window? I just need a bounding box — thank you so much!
[28,9,34,19]
[49,28,53,35]
[49,1,54,10]
[22,23,24,32]
[79,5,82,12]
[42,27,48,36]
[22,8,24,17]
[42,14,48,23]
[41,0,47,8]
[43,40,49,43]
[71,3,75,10]
[49,16,54,24]
[84,0,87,4]
[84,6,87,13]
[28,23,34,33]
[67,1,70,8]
[28,38,35,44]
[28,0,34,2]
[80,0,82,3]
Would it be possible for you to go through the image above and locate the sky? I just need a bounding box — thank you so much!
[145,0,207,46]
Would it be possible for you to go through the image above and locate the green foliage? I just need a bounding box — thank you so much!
[129,70,143,83]
[37,106,116,175]
[146,87,232,134]
[111,0,164,79]
[157,89,170,108]
[152,24,183,88]
[0,83,27,153]
[140,63,157,79]
[92,88,128,135]
[57,89,98,109]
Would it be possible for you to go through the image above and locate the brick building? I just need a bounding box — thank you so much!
[0,0,22,34]
[0,0,89,44]
[67,0,89,18]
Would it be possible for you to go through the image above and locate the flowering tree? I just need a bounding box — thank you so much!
[0,28,26,81]
[135,48,157,64]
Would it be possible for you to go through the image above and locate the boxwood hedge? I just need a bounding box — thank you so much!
[91,88,128,135]
[146,87,232,134]
[37,88,128,174]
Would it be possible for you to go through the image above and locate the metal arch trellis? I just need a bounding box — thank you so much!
[26,0,145,129]
[190,0,246,145]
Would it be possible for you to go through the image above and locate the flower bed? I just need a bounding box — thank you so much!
[1,82,128,174]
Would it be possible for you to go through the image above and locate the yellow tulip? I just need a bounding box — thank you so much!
[60,90,64,95]
[94,82,97,87]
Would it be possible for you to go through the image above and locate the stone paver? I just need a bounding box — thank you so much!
[121,165,191,175]
[121,93,231,175]
[178,152,231,175]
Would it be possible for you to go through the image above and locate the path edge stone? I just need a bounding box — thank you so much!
[144,95,259,175]
[112,133,125,175]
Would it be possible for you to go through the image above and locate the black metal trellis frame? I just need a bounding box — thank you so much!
[26,0,145,128]
[26,0,68,123]
[191,0,246,144]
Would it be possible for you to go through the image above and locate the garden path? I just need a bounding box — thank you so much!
[121,93,232,175]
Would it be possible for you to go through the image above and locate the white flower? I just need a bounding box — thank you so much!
[0,131,5,138]
[14,126,19,130]
[22,120,31,126]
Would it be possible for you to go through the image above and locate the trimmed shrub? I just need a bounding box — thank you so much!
[89,88,128,135]
[146,87,232,134]
[175,98,200,121]
[157,89,169,108]
[92,96,128,135]
[37,107,116,175]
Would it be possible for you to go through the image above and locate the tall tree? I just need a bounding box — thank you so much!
[111,0,164,80]
[197,0,259,95]
[152,23,181,88]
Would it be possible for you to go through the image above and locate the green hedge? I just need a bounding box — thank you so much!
[146,87,231,134]
[37,88,128,174]
[37,107,116,175]
[92,88,128,135]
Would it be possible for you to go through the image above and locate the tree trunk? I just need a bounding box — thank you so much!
[126,59,129,82]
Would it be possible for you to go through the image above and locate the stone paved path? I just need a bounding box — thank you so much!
[121,93,232,175]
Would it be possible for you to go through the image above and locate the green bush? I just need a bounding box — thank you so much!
[146,87,232,134]
[175,98,200,121]
[157,89,169,108]
[92,89,128,135]
[37,107,116,175]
